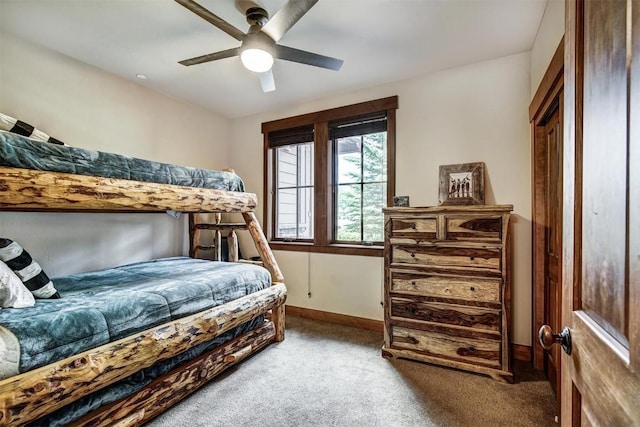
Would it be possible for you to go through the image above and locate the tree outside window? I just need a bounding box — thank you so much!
[334,132,387,244]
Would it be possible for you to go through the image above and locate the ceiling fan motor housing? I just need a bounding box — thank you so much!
[246,7,269,27]
[241,31,275,53]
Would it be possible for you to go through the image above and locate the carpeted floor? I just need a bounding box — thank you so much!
[147,315,557,427]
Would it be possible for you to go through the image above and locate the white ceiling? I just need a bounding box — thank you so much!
[0,0,548,119]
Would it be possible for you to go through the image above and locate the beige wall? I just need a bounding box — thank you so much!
[530,0,565,96]
[231,52,534,345]
[1,26,548,346]
[0,33,230,276]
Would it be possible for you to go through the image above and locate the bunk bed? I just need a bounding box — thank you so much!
[0,130,286,426]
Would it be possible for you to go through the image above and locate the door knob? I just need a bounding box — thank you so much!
[538,325,572,355]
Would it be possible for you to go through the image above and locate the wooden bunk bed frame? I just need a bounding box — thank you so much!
[0,166,286,426]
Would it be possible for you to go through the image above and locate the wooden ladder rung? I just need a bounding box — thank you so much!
[195,245,216,251]
[194,223,248,231]
[239,259,264,266]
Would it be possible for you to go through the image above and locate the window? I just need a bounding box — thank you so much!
[274,142,313,240]
[263,97,397,256]
[332,113,388,244]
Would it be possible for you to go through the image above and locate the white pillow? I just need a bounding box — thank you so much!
[0,261,35,308]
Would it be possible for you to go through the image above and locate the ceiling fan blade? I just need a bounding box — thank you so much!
[261,0,318,42]
[175,0,246,41]
[258,69,276,92]
[179,47,240,66]
[274,44,343,71]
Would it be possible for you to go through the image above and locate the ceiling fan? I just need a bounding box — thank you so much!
[175,0,344,92]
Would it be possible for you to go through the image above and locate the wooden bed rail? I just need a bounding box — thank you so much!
[0,167,257,212]
[70,321,277,427]
[0,284,286,426]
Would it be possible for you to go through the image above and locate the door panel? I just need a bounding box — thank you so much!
[563,0,640,425]
[581,0,628,346]
[570,312,638,425]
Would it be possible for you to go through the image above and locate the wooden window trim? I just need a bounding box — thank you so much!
[263,96,398,257]
[269,242,383,257]
[262,96,398,134]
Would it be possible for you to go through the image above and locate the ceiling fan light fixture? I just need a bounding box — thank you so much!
[176,0,343,90]
[240,48,274,73]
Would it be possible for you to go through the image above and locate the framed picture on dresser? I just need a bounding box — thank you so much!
[438,162,485,205]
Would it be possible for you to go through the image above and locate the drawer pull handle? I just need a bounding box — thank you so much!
[412,224,417,230]
[411,281,417,285]
[470,287,476,291]
[410,253,416,258]
[470,256,475,261]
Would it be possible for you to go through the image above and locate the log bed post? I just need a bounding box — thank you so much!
[228,229,239,262]
[213,213,222,261]
[242,211,285,341]
[189,214,198,258]
[241,213,283,282]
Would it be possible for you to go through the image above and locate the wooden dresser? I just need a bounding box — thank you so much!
[382,205,513,382]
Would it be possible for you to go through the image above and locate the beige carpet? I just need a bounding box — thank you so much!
[147,315,557,427]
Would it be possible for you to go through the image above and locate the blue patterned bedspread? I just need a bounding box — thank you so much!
[0,130,245,191]
[0,257,271,376]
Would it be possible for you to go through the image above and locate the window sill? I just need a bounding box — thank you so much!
[268,241,383,257]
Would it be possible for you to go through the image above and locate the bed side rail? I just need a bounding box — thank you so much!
[0,167,257,213]
[0,284,286,426]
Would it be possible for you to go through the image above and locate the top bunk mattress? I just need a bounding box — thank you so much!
[0,130,245,192]
[0,257,271,380]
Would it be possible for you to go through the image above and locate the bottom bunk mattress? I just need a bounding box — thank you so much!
[0,257,272,379]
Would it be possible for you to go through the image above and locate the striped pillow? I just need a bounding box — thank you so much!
[0,239,60,299]
[0,112,66,145]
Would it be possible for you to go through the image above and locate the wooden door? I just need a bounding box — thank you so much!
[544,106,563,399]
[560,0,640,424]
[530,36,564,406]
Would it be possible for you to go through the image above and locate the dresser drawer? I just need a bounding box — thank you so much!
[392,245,501,270]
[390,325,501,368]
[390,217,437,240]
[391,297,501,331]
[444,215,502,242]
[390,271,501,304]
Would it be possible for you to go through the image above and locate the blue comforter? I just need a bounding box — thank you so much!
[0,257,271,374]
[0,130,245,191]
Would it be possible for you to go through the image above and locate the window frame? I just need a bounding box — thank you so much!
[263,96,397,257]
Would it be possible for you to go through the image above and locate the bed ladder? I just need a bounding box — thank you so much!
[189,213,247,262]
[189,211,285,342]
